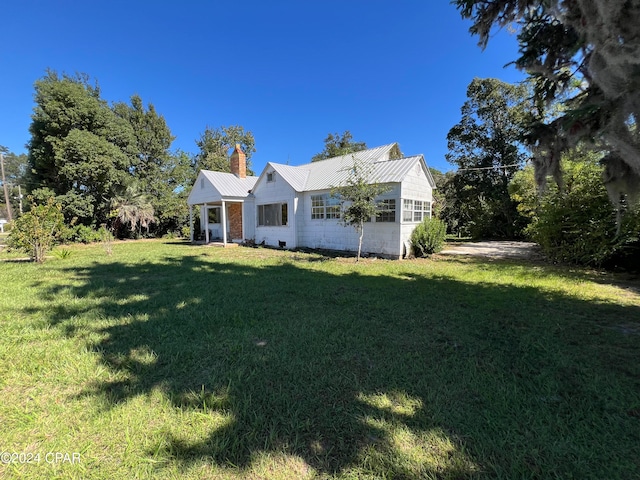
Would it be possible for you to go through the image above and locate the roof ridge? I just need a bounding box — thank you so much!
[300,143,397,166]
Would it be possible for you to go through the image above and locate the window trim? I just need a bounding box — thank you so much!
[403,199,431,223]
[311,194,341,220]
[375,199,396,223]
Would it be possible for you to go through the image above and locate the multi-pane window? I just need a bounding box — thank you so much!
[403,199,431,222]
[311,194,341,219]
[258,203,288,226]
[376,199,396,222]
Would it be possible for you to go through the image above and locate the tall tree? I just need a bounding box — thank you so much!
[113,95,175,180]
[444,78,531,238]
[194,125,256,175]
[453,0,640,206]
[311,131,367,162]
[0,147,28,186]
[113,95,190,233]
[27,71,136,225]
[0,147,12,221]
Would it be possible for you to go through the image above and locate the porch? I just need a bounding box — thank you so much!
[188,199,252,246]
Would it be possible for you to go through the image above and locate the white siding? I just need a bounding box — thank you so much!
[297,185,403,257]
[243,197,255,241]
[400,161,434,253]
[252,168,297,248]
[189,172,220,205]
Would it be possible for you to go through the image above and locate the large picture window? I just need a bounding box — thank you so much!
[403,199,431,222]
[311,194,341,219]
[376,199,396,222]
[258,203,288,226]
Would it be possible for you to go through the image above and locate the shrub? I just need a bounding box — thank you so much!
[180,225,191,238]
[510,151,640,268]
[59,224,103,244]
[8,198,64,262]
[76,225,103,243]
[411,217,447,256]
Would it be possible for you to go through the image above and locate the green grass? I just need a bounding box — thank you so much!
[1,240,639,479]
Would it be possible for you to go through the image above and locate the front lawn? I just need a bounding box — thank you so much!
[0,240,638,479]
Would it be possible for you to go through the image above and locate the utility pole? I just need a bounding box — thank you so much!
[0,152,13,222]
[18,184,23,214]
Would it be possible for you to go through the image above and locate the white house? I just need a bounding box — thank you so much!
[187,143,436,258]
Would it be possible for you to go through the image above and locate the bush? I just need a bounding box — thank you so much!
[8,198,64,262]
[60,224,103,244]
[411,217,447,256]
[510,152,640,268]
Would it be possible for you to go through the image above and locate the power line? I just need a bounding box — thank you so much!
[455,163,521,172]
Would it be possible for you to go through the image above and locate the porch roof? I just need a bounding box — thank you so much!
[187,170,258,205]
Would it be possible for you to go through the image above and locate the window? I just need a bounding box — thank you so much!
[200,178,205,189]
[403,200,413,222]
[376,199,396,222]
[266,172,275,182]
[403,199,431,222]
[207,207,220,223]
[311,194,341,219]
[258,203,288,226]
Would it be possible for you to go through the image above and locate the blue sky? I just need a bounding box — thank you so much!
[1,1,524,174]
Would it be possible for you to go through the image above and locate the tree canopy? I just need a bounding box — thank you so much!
[194,125,256,175]
[27,71,136,225]
[453,0,640,205]
[26,71,193,235]
[311,131,367,162]
[444,77,531,238]
[113,95,191,234]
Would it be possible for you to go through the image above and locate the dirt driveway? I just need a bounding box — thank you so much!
[440,241,541,260]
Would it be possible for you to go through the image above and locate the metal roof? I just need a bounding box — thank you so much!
[187,170,257,205]
[190,144,434,203]
[268,163,310,191]
[202,170,258,197]
[262,144,435,192]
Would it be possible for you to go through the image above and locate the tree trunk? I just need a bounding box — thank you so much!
[357,220,364,262]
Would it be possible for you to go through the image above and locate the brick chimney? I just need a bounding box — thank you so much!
[230,144,247,178]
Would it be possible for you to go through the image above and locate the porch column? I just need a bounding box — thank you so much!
[241,202,246,242]
[204,203,209,243]
[189,205,193,242]
[221,200,227,245]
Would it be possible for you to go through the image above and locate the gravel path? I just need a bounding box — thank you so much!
[440,241,541,260]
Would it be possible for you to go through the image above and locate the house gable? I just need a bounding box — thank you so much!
[187,171,222,205]
[252,162,309,194]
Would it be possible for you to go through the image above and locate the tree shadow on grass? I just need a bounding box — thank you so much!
[28,253,640,478]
